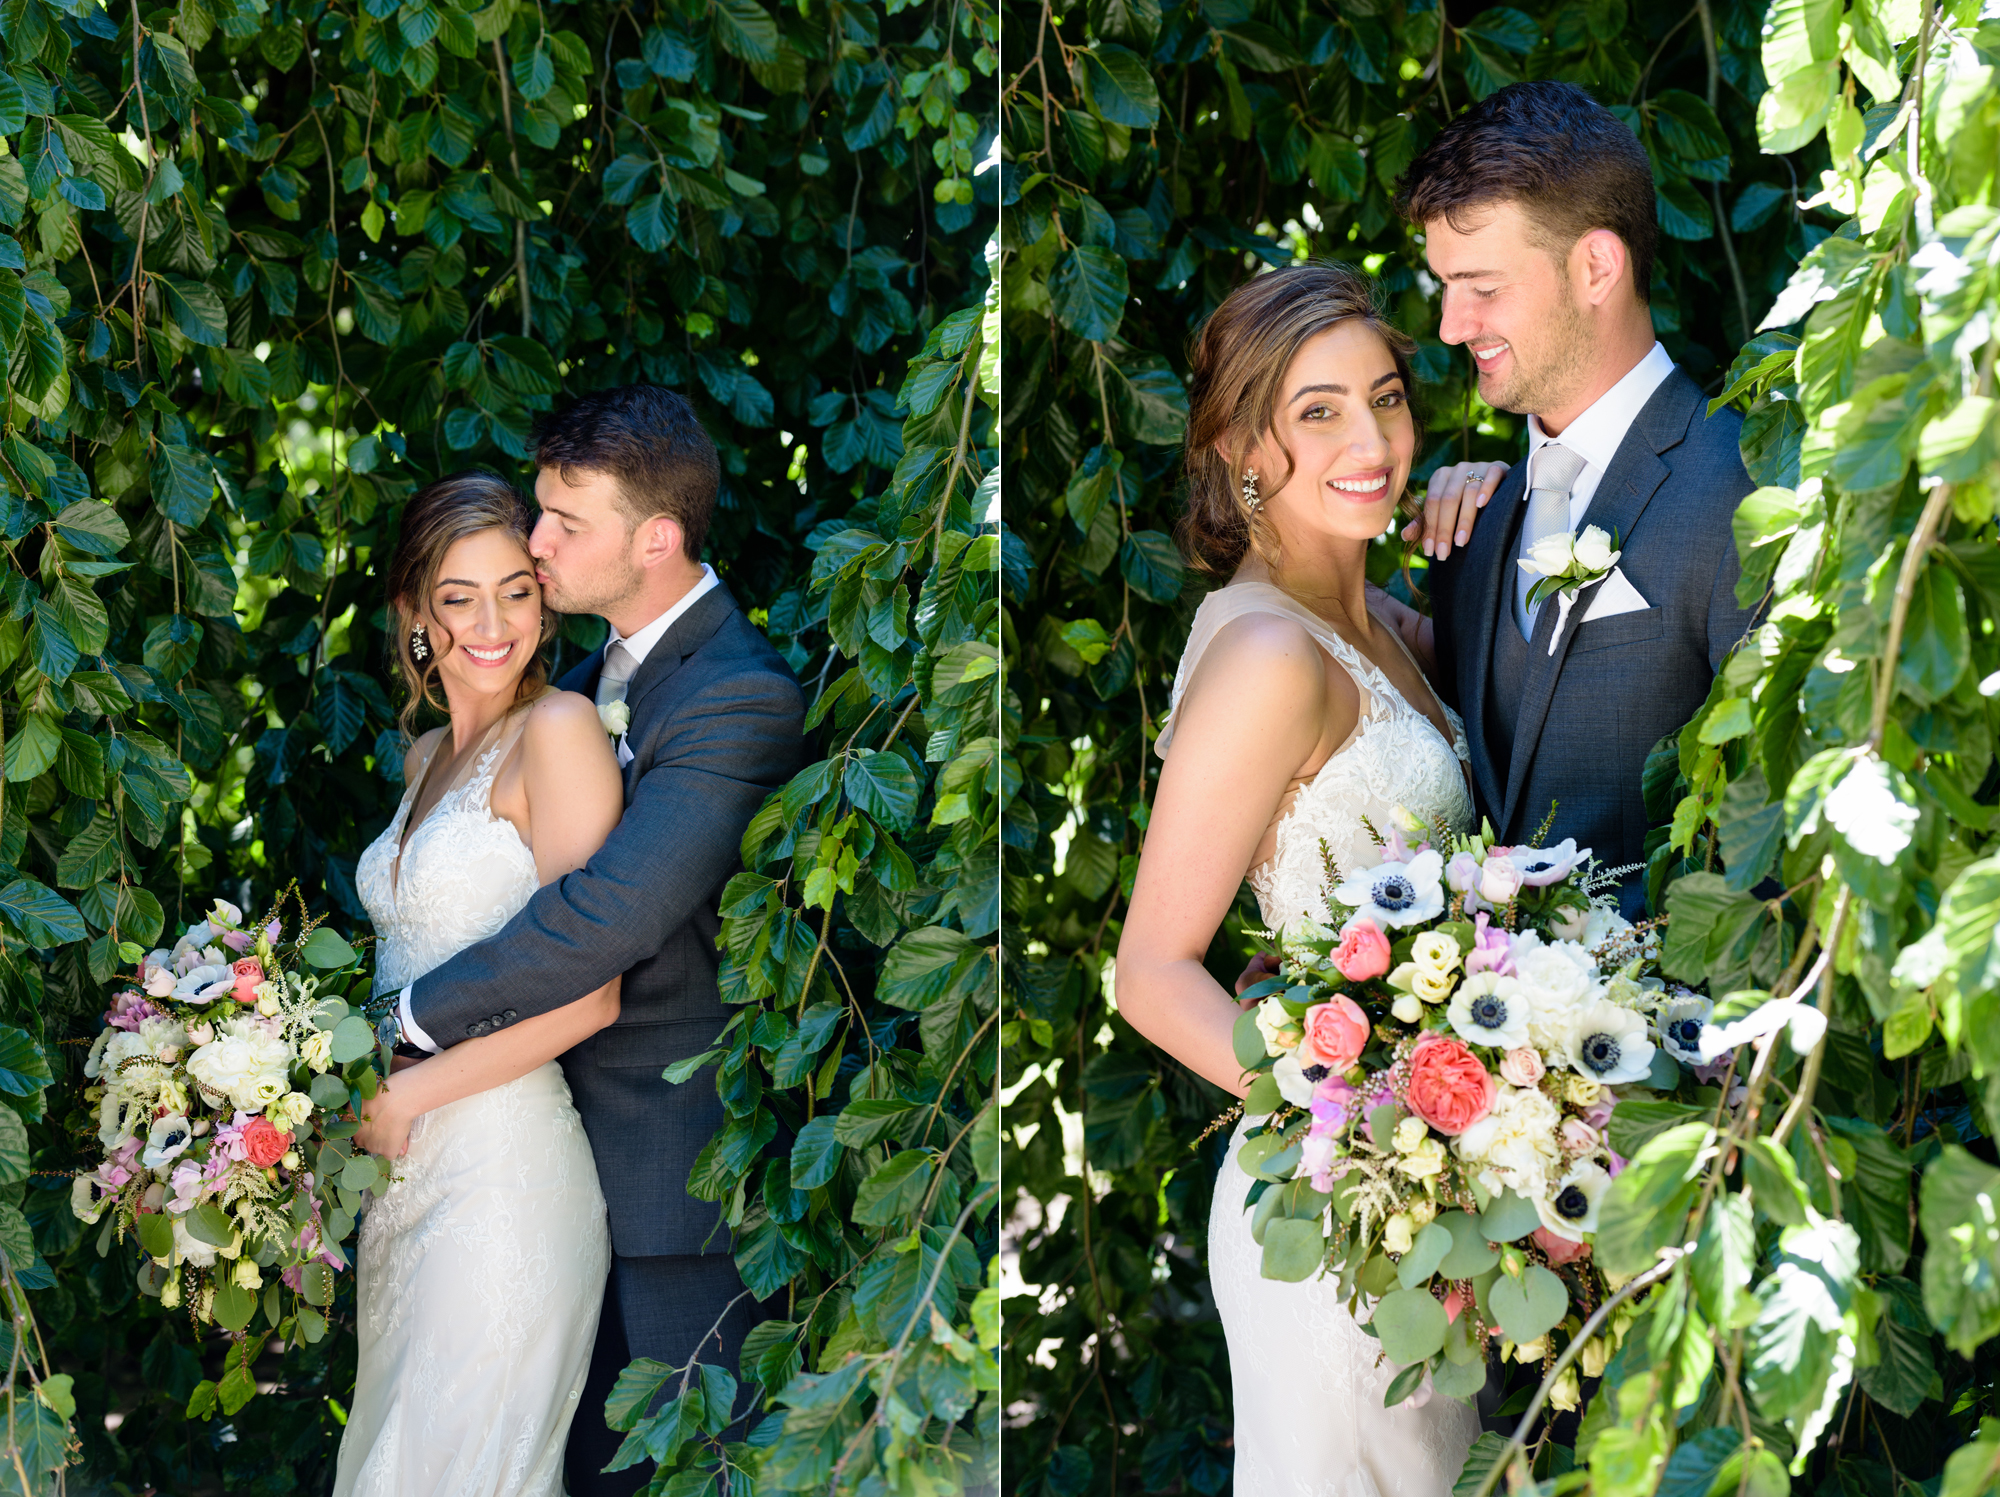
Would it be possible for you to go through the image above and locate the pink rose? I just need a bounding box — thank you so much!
[1299,995,1371,1073]
[1332,919,1392,982]
[1499,1047,1545,1087]
[1478,855,1525,905]
[1404,1033,1496,1136]
[242,1116,290,1169]
[230,957,265,1004]
[1533,1226,1591,1265]
[1561,1117,1600,1152]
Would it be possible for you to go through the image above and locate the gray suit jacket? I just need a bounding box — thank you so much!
[1432,367,1758,910]
[407,581,806,1257]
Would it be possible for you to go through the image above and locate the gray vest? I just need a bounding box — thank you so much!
[1487,588,1529,773]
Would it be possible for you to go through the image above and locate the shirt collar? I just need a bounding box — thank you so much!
[606,564,720,668]
[1525,341,1675,484]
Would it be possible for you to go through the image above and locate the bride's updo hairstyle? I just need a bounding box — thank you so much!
[1179,261,1421,579]
[385,470,552,735]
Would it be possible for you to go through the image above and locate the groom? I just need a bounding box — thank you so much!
[386,386,806,1494]
[1398,81,1758,916]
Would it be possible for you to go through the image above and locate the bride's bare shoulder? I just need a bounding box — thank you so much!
[1173,609,1362,765]
[522,689,615,756]
[1183,610,1358,711]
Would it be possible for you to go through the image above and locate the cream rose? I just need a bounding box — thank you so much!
[1572,525,1618,574]
[1397,1137,1448,1180]
[1411,932,1462,975]
[1383,1213,1416,1255]
[1255,995,1303,1057]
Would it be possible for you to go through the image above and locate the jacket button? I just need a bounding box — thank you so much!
[503,1008,517,1021]
[468,1022,484,1037]
[490,1013,505,1027]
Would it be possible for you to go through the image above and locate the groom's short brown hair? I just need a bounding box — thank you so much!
[1395,81,1658,304]
[535,385,721,558]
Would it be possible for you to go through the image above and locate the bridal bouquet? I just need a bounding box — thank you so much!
[1227,811,1714,1408]
[72,896,391,1343]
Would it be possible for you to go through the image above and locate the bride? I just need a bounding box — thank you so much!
[1117,263,1503,1494]
[336,471,622,1496]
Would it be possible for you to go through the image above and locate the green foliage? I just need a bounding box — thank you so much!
[0,0,998,1485]
[1001,0,2000,1493]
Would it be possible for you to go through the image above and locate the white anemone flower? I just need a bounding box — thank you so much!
[1331,849,1445,929]
[173,963,237,1002]
[1658,994,1714,1066]
[1536,1160,1613,1242]
[1511,839,1587,887]
[1563,1000,1656,1085]
[1445,971,1532,1050]
[143,1114,194,1173]
[1273,1053,1316,1107]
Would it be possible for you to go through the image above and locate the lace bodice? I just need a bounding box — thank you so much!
[355,712,541,994]
[1159,582,1474,932]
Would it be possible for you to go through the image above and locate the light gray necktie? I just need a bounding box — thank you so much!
[594,639,638,709]
[1514,443,1589,639]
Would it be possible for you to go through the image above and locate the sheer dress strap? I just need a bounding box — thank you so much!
[1157,583,1386,759]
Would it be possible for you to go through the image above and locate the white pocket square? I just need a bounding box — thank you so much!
[616,736,634,768]
[1579,565,1650,622]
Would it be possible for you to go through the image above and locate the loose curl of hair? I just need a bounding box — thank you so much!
[1178,261,1423,580]
[385,470,554,737]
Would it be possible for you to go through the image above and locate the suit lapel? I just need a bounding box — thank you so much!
[1459,460,1531,824]
[623,581,738,725]
[1499,371,1699,832]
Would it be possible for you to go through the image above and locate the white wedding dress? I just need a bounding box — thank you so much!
[337,709,612,1497]
[1161,582,1483,1496]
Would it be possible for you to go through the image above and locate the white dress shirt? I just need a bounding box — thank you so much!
[397,564,723,1053]
[1521,341,1676,529]
[602,563,720,674]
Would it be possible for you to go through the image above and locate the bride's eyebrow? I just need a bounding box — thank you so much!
[1289,371,1403,404]
[436,570,535,587]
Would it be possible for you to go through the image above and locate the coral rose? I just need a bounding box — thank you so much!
[229,958,265,1004]
[241,1116,290,1169]
[1332,919,1392,982]
[1299,994,1371,1073]
[1404,1033,1495,1136]
[1533,1226,1591,1265]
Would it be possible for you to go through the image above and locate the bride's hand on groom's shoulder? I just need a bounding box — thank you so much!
[1400,460,1510,562]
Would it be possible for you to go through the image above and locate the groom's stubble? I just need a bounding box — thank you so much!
[1480,278,1595,425]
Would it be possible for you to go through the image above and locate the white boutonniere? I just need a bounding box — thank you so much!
[1518,524,1622,655]
[597,699,631,739]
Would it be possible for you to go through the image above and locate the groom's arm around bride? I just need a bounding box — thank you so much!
[395,386,806,1495]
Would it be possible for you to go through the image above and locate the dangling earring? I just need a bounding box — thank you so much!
[410,624,431,664]
[1242,468,1262,513]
